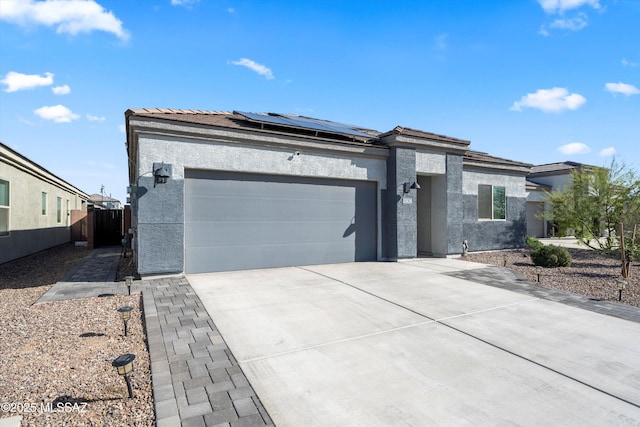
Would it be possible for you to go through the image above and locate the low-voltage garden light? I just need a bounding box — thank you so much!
[616,279,628,302]
[536,266,543,283]
[124,276,134,295]
[112,353,136,398]
[117,306,133,336]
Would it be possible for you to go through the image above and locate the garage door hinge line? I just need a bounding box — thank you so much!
[297,266,640,410]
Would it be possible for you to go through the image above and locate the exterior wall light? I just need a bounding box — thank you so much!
[536,266,543,283]
[153,162,171,187]
[124,275,134,295]
[117,306,133,336]
[617,279,628,302]
[403,180,421,193]
[112,353,136,398]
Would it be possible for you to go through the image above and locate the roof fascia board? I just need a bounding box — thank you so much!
[127,117,390,160]
[380,133,468,154]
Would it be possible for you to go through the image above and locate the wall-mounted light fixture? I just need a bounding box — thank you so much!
[403,180,421,193]
[153,162,171,187]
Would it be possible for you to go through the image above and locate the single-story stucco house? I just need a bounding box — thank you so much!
[126,109,532,275]
[0,142,90,264]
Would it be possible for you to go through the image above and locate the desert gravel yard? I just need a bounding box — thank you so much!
[0,244,153,426]
[461,247,640,307]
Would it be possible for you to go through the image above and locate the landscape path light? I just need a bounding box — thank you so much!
[616,279,628,302]
[124,276,134,295]
[536,266,543,283]
[112,353,136,398]
[117,306,133,336]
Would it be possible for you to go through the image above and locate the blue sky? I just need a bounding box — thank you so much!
[1,0,639,204]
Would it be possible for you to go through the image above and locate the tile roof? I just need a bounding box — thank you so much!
[379,126,470,146]
[464,150,532,169]
[530,161,584,175]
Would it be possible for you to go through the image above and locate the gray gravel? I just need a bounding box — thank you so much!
[461,247,640,307]
[0,244,154,426]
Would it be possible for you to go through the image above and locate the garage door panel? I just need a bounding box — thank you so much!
[186,241,357,273]
[185,170,377,273]
[185,220,356,247]
[187,195,355,222]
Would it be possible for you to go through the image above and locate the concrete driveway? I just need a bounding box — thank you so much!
[187,259,640,426]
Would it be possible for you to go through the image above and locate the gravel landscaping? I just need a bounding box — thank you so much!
[461,247,640,307]
[0,244,154,426]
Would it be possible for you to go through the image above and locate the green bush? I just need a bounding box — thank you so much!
[526,236,544,251]
[530,245,572,267]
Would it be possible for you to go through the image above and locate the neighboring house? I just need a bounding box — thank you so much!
[526,161,592,237]
[89,193,122,210]
[126,109,532,275]
[0,142,90,264]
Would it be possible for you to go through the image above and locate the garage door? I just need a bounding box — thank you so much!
[185,170,377,273]
[526,202,545,238]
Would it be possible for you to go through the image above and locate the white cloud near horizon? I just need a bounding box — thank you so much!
[558,142,591,155]
[0,0,129,40]
[34,104,80,123]
[52,84,70,95]
[231,58,274,80]
[537,0,601,14]
[605,82,640,96]
[599,147,616,157]
[1,71,53,92]
[511,87,586,113]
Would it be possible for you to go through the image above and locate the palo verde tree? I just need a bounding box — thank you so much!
[543,160,640,276]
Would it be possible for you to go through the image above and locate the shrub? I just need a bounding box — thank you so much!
[526,236,544,251]
[530,245,572,267]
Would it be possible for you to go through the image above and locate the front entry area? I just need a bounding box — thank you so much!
[184,170,377,273]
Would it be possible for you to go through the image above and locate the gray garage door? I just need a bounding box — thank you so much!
[185,170,377,273]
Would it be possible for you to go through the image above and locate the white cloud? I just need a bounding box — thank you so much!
[549,14,588,31]
[599,147,616,157]
[605,82,640,96]
[537,0,600,14]
[434,33,448,51]
[230,58,274,80]
[558,142,591,155]
[118,124,126,132]
[621,58,638,67]
[52,84,70,95]
[171,0,199,5]
[0,0,129,40]
[227,8,236,14]
[86,114,105,121]
[34,104,80,123]
[510,87,586,113]
[1,71,53,92]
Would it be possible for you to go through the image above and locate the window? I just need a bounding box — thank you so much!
[42,192,47,215]
[0,179,9,236]
[478,184,506,220]
[56,197,62,223]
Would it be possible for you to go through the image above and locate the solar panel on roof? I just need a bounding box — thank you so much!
[234,111,376,140]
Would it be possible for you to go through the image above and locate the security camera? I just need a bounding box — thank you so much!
[295,151,300,156]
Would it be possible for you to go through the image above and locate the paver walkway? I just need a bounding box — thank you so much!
[37,247,273,427]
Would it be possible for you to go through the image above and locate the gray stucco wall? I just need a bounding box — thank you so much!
[135,175,184,275]
[385,147,418,259]
[463,195,527,251]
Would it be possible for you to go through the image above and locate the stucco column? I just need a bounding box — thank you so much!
[385,147,418,259]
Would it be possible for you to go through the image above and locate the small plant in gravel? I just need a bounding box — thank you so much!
[526,236,544,251]
[531,245,573,267]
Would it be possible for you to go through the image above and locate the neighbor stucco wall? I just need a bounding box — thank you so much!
[133,133,388,275]
[415,150,446,175]
[461,168,527,251]
[0,160,86,264]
